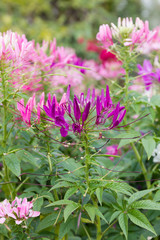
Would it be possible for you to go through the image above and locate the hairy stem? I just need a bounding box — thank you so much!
[83,134,102,240]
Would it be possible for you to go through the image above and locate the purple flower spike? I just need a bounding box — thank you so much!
[43,84,126,137]
[73,97,81,121]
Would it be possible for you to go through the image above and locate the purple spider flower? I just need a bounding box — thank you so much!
[43,85,126,137]
[137,60,156,90]
[43,92,70,137]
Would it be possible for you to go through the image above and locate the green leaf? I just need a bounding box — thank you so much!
[96,188,103,205]
[128,209,156,235]
[47,200,75,207]
[151,95,160,107]
[4,153,21,177]
[64,187,78,199]
[84,204,96,223]
[95,208,108,223]
[64,203,80,222]
[142,137,156,160]
[33,198,44,212]
[130,200,160,210]
[59,218,76,239]
[50,181,73,191]
[16,150,39,167]
[153,189,160,201]
[105,181,132,196]
[118,213,128,240]
[140,235,147,240]
[127,188,157,205]
[36,212,58,232]
[109,211,121,224]
[118,131,139,148]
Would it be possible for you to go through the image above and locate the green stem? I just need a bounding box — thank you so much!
[53,189,60,239]
[92,196,102,240]
[82,223,91,240]
[47,143,52,173]
[1,67,14,199]
[83,134,102,240]
[16,177,29,193]
[102,219,118,237]
[125,65,130,102]
[84,135,90,188]
[131,143,151,189]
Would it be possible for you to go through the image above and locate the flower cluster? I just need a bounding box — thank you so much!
[96,17,156,51]
[0,197,40,226]
[0,31,96,93]
[43,85,126,137]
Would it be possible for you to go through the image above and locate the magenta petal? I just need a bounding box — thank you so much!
[73,97,81,121]
[96,96,101,116]
[82,102,90,124]
[60,127,68,137]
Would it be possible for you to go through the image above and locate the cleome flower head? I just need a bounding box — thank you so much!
[0,197,40,226]
[96,17,156,51]
[11,197,40,225]
[43,85,126,137]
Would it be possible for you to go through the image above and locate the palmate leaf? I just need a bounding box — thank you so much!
[127,188,158,205]
[64,186,78,199]
[84,204,96,223]
[109,211,121,224]
[59,218,76,239]
[104,181,132,196]
[64,203,80,222]
[96,187,103,206]
[118,213,128,240]
[84,204,108,223]
[130,200,160,210]
[128,209,156,235]
[36,212,59,232]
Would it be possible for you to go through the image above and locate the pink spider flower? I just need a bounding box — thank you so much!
[17,92,45,126]
[96,24,113,48]
[0,199,16,224]
[17,94,36,126]
[96,17,156,51]
[12,197,40,225]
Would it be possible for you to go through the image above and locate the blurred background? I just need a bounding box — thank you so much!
[0,0,159,57]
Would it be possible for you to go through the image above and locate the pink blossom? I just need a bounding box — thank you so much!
[17,94,36,126]
[17,92,45,126]
[97,17,156,51]
[12,197,40,225]
[0,199,16,224]
[96,24,113,48]
[106,145,121,161]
